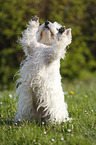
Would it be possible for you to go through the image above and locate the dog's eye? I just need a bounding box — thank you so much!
[57,26,66,34]
[58,26,66,34]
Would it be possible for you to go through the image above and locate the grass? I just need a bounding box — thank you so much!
[0,80,96,145]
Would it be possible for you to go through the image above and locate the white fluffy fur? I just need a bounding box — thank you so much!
[15,17,72,124]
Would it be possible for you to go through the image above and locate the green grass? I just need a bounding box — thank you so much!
[0,80,96,145]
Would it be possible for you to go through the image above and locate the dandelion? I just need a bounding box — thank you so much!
[42,122,44,125]
[33,139,36,142]
[71,134,73,136]
[0,102,2,104]
[14,97,16,101]
[9,94,12,98]
[67,129,71,132]
[44,131,46,134]
[18,119,21,122]
[70,91,74,95]
[61,138,64,141]
[51,139,54,142]
[85,95,88,98]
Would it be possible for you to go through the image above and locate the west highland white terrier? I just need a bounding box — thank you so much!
[15,16,72,124]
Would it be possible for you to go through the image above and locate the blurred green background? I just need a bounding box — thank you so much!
[0,0,96,90]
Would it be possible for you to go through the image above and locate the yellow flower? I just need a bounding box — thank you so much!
[70,91,74,95]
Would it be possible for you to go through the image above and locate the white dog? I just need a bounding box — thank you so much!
[15,16,72,124]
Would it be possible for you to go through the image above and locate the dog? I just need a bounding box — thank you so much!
[15,16,72,124]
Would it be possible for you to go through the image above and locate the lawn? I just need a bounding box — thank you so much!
[0,80,96,145]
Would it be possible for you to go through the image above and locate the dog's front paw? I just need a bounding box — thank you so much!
[31,15,39,22]
[58,26,66,34]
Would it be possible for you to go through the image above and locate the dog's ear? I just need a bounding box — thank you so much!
[65,28,71,37]
[65,28,72,44]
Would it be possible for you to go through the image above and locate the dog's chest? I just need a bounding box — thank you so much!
[24,52,61,86]
[38,59,61,82]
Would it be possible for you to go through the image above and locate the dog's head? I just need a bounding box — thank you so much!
[37,21,62,45]
[37,21,72,46]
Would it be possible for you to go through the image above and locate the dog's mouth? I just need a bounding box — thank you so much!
[38,24,55,45]
[43,26,54,37]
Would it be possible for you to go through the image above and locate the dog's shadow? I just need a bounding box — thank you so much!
[0,118,48,127]
[0,119,16,126]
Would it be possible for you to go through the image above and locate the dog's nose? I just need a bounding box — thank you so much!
[45,21,49,26]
